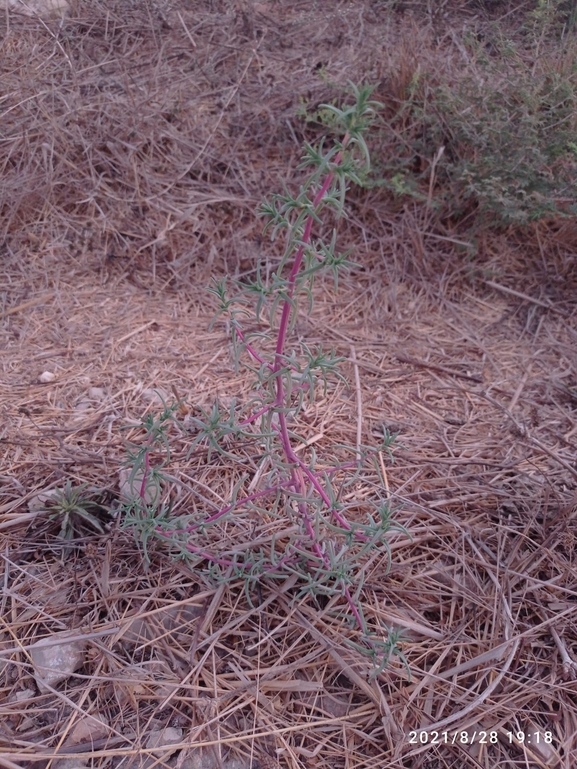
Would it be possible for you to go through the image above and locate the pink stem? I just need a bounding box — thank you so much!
[234,325,272,368]
[152,132,373,644]
[138,431,157,502]
[272,163,341,385]
[152,483,289,540]
[272,146,346,477]
[239,405,271,426]
[272,421,369,541]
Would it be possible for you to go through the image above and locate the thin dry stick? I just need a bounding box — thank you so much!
[350,345,363,459]
[419,639,520,733]
[378,450,390,494]
[549,625,577,681]
[508,368,530,412]
[485,279,555,310]
[0,294,53,319]
[177,10,197,48]
[0,757,24,769]
[527,435,577,481]
[480,390,577,480]
[426,145,445,209]
[396,353,483,383]
[1,714,361,761]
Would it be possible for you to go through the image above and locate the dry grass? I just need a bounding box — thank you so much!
[1,1,577,768]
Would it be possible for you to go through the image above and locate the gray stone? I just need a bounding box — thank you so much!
[11,687,36,703]
[2,0,69,18]
[146,727,182,756]
[118,466,161,506]
[28,489,59,513]
[122,603,203,645]
[65,712,109,745]
[53,760,88,769]
[179,751,251,769]
[29,633,86,692]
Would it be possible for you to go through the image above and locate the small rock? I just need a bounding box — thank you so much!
[11,687,36,703]
[146,727,182,756]
[0,0,69,19]
[88,387,105,400]
[38,370,56,383]
[113,665,150,703]
[16,716,36,733]
[28,489,60,513]
[65,712,109,745]
[141,387,170,405]
[53,760,89,769]
[319,692,350,718]
[29,633,86,692]
[122,604,203,644]
[119,466,161,506]
[113,662,179,705]
[180,753,249,769]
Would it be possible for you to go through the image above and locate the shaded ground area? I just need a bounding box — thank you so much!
[1,1,577,768]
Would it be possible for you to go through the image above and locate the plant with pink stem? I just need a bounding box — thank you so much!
[122,84,408,674]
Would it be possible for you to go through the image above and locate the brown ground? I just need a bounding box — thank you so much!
[1,1,577,768]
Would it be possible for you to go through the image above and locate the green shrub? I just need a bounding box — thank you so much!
[362,6,577,229]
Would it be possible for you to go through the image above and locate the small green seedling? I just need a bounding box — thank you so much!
[41,481,108,543]
[122,83,410,674]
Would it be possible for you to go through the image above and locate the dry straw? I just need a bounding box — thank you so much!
[1,1,576,768]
